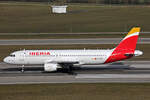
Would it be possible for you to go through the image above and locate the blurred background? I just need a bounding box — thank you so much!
[0,0,149,5]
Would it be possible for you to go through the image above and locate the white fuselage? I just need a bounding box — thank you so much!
[4,49,113,65]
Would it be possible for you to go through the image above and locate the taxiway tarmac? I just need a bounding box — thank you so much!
[0,61,150,84]
[0,38,149,45]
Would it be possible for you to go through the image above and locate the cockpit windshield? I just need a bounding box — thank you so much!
[10,54,15,57]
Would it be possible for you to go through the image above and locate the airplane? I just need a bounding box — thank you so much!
[3,27,143,73]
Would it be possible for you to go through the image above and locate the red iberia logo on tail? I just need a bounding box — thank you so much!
[105,27,141,63]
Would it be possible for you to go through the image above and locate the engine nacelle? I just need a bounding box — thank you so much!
[44,63,58,72]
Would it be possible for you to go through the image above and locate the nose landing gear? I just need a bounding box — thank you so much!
[21,65,24,73]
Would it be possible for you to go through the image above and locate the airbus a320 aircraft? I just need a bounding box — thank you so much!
[3,27,143,73]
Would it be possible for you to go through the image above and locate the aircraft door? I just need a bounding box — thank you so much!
[18,50,26,64]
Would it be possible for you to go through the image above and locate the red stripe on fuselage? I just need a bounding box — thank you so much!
[104,35,138,63]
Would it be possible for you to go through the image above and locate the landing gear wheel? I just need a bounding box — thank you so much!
[61,64,76,75]
[67,65,76,75]
[21,65,25,73]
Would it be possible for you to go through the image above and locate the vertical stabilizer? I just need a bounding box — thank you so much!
[115,27,140,51]
[105,27,141,63]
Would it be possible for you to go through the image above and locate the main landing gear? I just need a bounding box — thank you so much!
[61,64,76,75]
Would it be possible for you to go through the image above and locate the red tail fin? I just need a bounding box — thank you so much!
[105,27,141,63]
[115,27,140,52]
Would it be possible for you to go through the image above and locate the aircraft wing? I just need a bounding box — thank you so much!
[44,58,79,72]
[45,57,79,64]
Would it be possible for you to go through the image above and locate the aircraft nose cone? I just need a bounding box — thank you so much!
[3,57,9,63]
[3,57,14,64]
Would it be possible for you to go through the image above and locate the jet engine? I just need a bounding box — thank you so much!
[44,63,59,72]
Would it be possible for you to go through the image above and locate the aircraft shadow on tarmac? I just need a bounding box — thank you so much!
[1,62,133,73]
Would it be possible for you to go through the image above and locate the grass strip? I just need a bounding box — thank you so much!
[0,83,150,100]
[0,2,150,33]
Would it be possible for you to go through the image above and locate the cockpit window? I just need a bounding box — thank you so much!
[10,54,15,57]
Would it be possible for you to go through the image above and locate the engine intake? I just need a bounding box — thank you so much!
[44,63,58,72]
